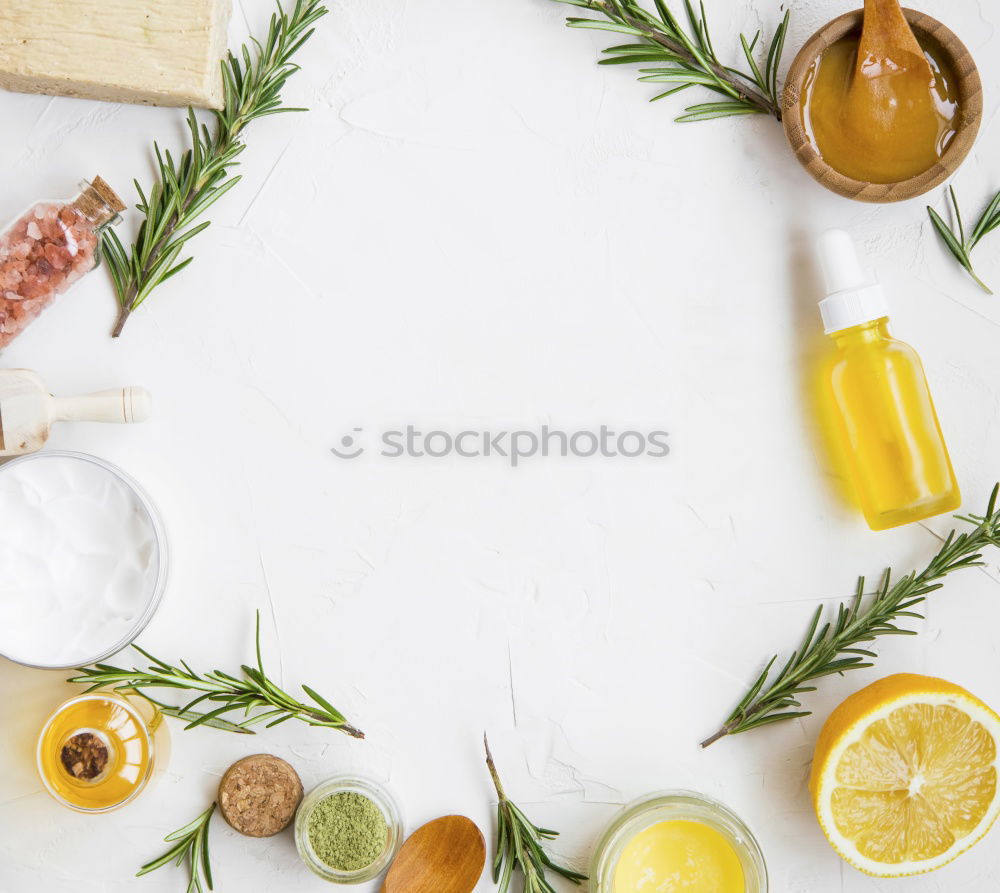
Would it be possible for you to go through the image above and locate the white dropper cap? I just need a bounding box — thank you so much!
[816,229,889,334]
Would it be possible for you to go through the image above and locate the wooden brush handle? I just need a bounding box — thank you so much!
[51,387,151,423]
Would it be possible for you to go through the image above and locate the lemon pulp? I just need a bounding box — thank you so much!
[830,703,997,864]
[613,819,744,892]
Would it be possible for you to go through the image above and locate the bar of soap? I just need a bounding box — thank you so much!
[0,0,231,109]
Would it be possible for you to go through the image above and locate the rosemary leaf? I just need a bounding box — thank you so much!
[927,185,999,294]
[553,0,789,122]
[701,485,1000,747]
[148,699,255,734]
[485,736,587,893]
[69,612,363,739]
[138,803,215,892]
[103,0,328,337]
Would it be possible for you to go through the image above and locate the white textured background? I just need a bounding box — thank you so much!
[2,0,1000,890]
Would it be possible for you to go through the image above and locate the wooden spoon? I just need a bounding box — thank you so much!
[855,0,932,80]
[843,0,937,148]
[381,815,486,893]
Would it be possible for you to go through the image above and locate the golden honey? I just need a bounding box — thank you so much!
[801,32,960,183]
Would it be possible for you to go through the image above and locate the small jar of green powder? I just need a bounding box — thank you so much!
[295,776,402,883]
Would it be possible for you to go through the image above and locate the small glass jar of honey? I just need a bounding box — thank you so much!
[36,692,168,813]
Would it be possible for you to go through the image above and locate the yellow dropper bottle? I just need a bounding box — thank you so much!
[816,229,960,531]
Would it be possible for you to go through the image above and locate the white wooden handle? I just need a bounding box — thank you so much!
[50,387,152,423]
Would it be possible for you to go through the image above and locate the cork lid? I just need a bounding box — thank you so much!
[72,176,126,226]
[218,754,304,837]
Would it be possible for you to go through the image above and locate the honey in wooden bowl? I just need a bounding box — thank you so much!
[802,31,960,184]
[782,11,981,203]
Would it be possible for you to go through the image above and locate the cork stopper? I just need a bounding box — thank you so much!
[72,176,126,226]
[218,754,304,837]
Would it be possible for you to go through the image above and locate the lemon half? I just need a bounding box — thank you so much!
[810,673,1000,877]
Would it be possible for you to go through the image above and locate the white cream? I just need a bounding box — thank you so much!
[0,453,160,667]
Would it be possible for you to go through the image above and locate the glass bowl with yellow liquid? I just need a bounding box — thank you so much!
[36,692,168,813]
[590,790,767,893]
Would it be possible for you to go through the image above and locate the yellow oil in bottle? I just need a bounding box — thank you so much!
[37,693,165,812]
[814,231,960,531]
[819,318,959,530]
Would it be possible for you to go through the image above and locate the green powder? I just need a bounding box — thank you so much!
[307,791,388,872]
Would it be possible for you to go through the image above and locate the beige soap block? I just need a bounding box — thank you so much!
[0,0,231,109]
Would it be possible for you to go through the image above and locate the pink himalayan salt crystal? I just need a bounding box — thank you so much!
[0,178,124,349]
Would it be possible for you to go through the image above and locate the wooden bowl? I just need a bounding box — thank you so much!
[781,9,982,203]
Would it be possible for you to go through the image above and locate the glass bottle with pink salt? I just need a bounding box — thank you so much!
[0,177,125,349]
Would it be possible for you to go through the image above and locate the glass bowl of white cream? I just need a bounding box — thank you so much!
[0,451,167,669]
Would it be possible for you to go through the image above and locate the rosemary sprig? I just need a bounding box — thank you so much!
[484,736,587,893]
[137,803,215,893]
[553,0,789,121]
[927,185,1000,294]
[701,485,1000,747]
[140,695,255,734]
[102,0,327,337]
[69,612,363,738]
